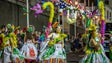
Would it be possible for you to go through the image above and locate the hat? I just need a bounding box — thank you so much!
[52,22,59,29]
[7,24,11,29]
[27,27,33,32]
[23,27,27,32]
[89,25,96,31]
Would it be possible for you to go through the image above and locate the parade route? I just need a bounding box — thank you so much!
[67,52,85,63]
[0,0,112,63]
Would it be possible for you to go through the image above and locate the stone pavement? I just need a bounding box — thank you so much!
[67,52,85,63]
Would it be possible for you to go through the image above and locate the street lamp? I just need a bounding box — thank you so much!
[26,0,29,28]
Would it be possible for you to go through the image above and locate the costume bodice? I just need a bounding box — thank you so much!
[52,33,60,39]
[89,37,99,47]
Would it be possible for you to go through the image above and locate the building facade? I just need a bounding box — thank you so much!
[0,0,49,31]
[104,0,112,32]
[104,0,112,23]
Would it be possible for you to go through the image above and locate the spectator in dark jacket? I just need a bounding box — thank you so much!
[74,33,81,52]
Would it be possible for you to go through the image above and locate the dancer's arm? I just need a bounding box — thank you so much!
[61,40,64,48]
[91,39,100,50]
[48,33,53,38]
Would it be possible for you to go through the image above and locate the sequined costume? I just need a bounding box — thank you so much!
[80,37,110,63]
[39,33,67,61]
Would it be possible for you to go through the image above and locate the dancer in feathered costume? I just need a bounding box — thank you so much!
[2,24,24,63]
[80,25,110,63]
[21,29,38,63]
[0,25,7,62]
[39,22,67,63]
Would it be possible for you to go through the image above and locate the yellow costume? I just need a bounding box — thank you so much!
[9,32,17,48]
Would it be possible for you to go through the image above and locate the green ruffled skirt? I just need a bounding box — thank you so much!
[39,44,66,60]
[80,45,110,63]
